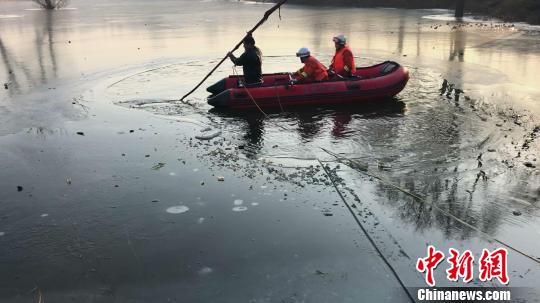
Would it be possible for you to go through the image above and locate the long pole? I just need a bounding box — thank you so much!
[180,0,288,101]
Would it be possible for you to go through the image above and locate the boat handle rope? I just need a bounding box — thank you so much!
[232,66,290,131]
[232,66,270,117]
[274,84,284,112]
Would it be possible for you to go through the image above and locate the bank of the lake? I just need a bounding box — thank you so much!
[270,0,540,25]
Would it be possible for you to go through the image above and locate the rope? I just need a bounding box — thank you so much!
[231,65,284,112]
[232,66,290,131]
[317,159,416,302]
[275,85,284,112]
[320,147,540,265]
[232,66,269,117]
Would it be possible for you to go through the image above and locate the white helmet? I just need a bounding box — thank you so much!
[333,34,347,45]
[296,47,310,58]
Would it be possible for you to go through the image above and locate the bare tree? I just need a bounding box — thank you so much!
[32,0,69,9]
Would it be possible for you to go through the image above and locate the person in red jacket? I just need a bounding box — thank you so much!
[293,47,329,83]
[328,34,356,78]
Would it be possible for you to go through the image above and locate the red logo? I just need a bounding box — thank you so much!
[446,248,474,283]
[416,245,445,287]
[416,246,509,286]
[479,248,509,285]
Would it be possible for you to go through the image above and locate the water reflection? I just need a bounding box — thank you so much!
[0,10,59,96]
[397,13,405,54]
[449,26,466,62]
[0,37,21,96]
[331,112,352,138]
[209,100,406,159]
[35,11,59,82]
[296,111,324,142]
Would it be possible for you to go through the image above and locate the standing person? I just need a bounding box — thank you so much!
[227,35,263,85]
[293,47,328,83]
[328,34,356,78]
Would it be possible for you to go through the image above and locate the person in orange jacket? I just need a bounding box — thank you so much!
[292,47,329,83]
[328,34,356,78]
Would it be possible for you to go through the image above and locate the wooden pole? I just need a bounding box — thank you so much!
[180,0,288,101]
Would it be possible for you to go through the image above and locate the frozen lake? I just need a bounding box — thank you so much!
[1,0,539,301]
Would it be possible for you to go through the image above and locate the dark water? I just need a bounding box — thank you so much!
[1,0,540,301]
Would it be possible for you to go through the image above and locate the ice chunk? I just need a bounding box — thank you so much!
[166,205,190,214]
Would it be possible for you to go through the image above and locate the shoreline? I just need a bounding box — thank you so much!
[257,0,540,25]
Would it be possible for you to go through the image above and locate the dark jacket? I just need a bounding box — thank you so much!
[230,47,263,85]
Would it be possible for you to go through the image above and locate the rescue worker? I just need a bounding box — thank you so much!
[293,47,328,83]
[227,35,263,85]
[328,34,356,78]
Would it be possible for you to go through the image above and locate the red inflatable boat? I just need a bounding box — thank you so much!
[207,61,409,109]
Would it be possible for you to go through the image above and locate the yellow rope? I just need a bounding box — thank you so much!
[232,66,290,131]
[320,147,540,266]
[232,66,269,117]
[317,159,415,302]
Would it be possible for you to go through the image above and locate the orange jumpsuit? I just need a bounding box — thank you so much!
[295,56,328,82]
[330,45,356,77]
